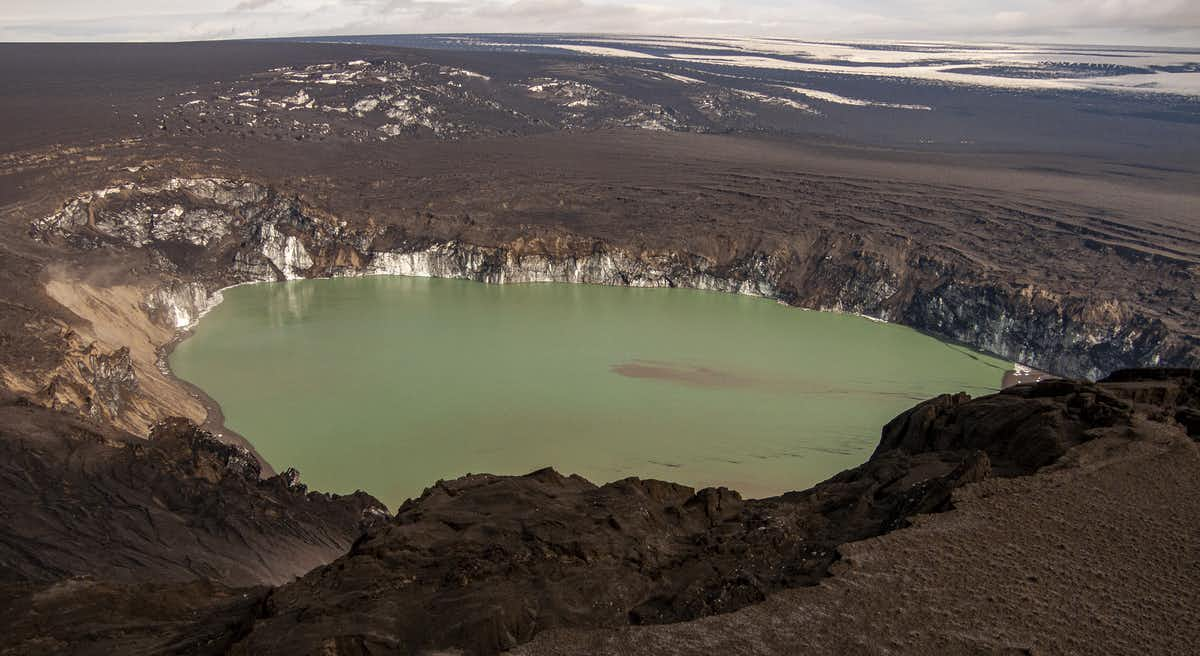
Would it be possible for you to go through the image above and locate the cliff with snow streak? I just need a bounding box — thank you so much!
[34,177,1197,384]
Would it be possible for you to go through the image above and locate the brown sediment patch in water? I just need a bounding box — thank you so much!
[611,359,1001,401]
[610,359,934,397]
[608,359,891,397]
[610,359,772,390]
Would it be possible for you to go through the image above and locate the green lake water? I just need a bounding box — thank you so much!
[170,276,1009,508]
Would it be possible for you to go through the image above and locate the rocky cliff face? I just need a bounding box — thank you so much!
[33,177,1198,382]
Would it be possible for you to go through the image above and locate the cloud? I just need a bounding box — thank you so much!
[1,0,1198,44]
[477,0,587,18]
[230,0,281,11]
[966,0,1200,36]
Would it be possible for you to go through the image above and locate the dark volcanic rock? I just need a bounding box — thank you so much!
[1100,368,1200,439]
[230,453,988,655]
[0,397,387,587]
[0,578,269,656]
[227,375,1155,655]
[876,379,1133,473]
[0,371,1194,655]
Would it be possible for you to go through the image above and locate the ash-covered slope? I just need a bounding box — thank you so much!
[0,395,387,587]
[1,371,1196,655]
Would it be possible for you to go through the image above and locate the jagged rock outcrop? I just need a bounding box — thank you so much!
[876,379,1133,473]
[83,346,137,418]
[34,330,146,427]
[31,177,1198,381]
[0,396,388,587]
[30,178,267,247]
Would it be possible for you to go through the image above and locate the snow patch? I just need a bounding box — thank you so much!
[774,85,932,110]
[352,97,381,114]
[730,89,817,113]
[282,90,312,106]
[657,71,705,85]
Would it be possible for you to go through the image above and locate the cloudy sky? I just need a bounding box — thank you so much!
[2,0,1199,45]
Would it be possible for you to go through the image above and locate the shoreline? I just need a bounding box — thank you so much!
[157,327,277,477]
[157,272,1023,482]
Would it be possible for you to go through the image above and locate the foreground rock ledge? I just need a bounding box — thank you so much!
[0,370,1197,655]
